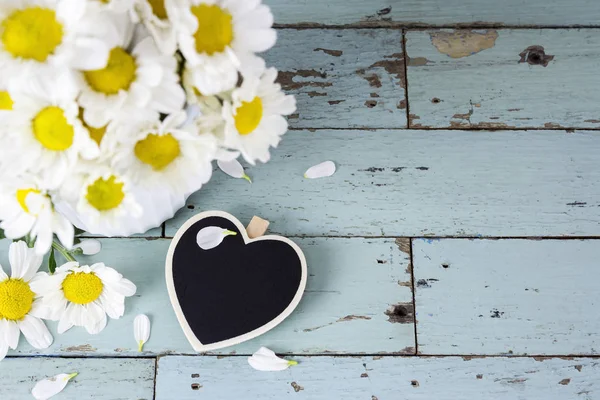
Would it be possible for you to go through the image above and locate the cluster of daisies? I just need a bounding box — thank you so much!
[0,0,296,255]
[0,240,136,360]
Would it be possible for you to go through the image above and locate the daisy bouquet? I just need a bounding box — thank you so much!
[0,0,295,358]
[0,0,295,252]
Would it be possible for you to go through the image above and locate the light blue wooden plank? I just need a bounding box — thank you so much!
[414,239,600,355]
[167,129,600,237]
[156,355,600,399]
[1,236,413,356]
[265,29,406,129]
[0,357,155,400]
[268,0,600,26]
[406,29,600,129]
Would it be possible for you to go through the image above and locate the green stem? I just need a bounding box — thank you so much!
[52,241,76,262]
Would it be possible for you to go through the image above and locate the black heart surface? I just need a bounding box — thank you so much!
[166,211,307,352]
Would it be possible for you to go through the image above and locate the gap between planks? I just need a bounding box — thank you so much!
[79,236,600,240]
[273,24,600,30]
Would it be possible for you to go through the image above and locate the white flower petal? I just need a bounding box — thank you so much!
[104,277,137,298]
[196,227,238,250]
[247,347,297,371]
[5,320,20,350]
[8,241,28,279]
[304,161,336,179]
[31,373,78,400]
[57,303,78,334]
[0,342,8,362]
[100,292,125,319]
[84,306,107,335]
[73,239,102,255]
[134,314,151,352]
[217,159,252,183]
[18,315,53,350]
[0,264,7,281]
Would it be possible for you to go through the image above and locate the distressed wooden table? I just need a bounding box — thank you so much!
[3,2,600,399]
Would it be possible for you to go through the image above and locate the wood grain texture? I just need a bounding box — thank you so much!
[406,29,600,129]
[265,29,406,129]
[156,355,599,400]
[0,358,155,400]
[167,129,600,237]
[1,237,413,356]
[414,239,600,355]
[268,0,600,26]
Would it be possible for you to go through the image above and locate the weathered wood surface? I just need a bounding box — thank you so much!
[2,237,414,356]
[266,29,406,129]
[406,29,600,129]
[156,355,600,399]
[414,239,600,355]
[0,358,155,400]
[166,129,600,237]
[268,1,600,26]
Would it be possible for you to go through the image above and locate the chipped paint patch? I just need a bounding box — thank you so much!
[314,48,343,57]
[384,302,414,324]
[63,344,97,352]
[328,100,345,105]
[277,70,332,91]
[407,56,431,66]
[307,91,327,98]
[337,315,372,322]
[559,378,571,385]
[519,45,554,67]
[291,382,304,392]
[430,30,498,59]
[395,238,411,254]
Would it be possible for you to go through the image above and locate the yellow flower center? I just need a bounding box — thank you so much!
[1,7,63,62]
[62,272,103,305]
[16,188,41,214]
[148,0,168,19]
[0,279,34,321]
[86,176,125,211]
[78,108,106,145]
[84,47,137,95]
[134,133,180,170]
[0,91,13,110]
[33,106,74,151]
[191,4,233,55]
[235,97,263,135]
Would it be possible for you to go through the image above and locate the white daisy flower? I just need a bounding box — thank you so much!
[31,262,137,334]
[222,68,296,164]
[0,176,74,255]
[169,0,277,95]
[5,72,100,189]
[111,111,217,195]
[134,0,177,54]
[78,17,184,128]
[59,164,142,236]
[0,241,53,361]
[0,0,110,83]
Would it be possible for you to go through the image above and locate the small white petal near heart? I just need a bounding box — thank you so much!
[32,373,78,400]
[196,227,238,250]
[304,161,336,179]
[217,159,252,183]
[73,239,102,255]
[134,314,151,352]
[248,347,298,371]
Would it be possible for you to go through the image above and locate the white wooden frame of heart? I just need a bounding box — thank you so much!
[165,210,308,352]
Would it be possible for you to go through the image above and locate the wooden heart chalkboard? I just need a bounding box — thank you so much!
[165,211,307,352]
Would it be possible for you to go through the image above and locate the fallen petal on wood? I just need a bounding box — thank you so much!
[304,161,336,179]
